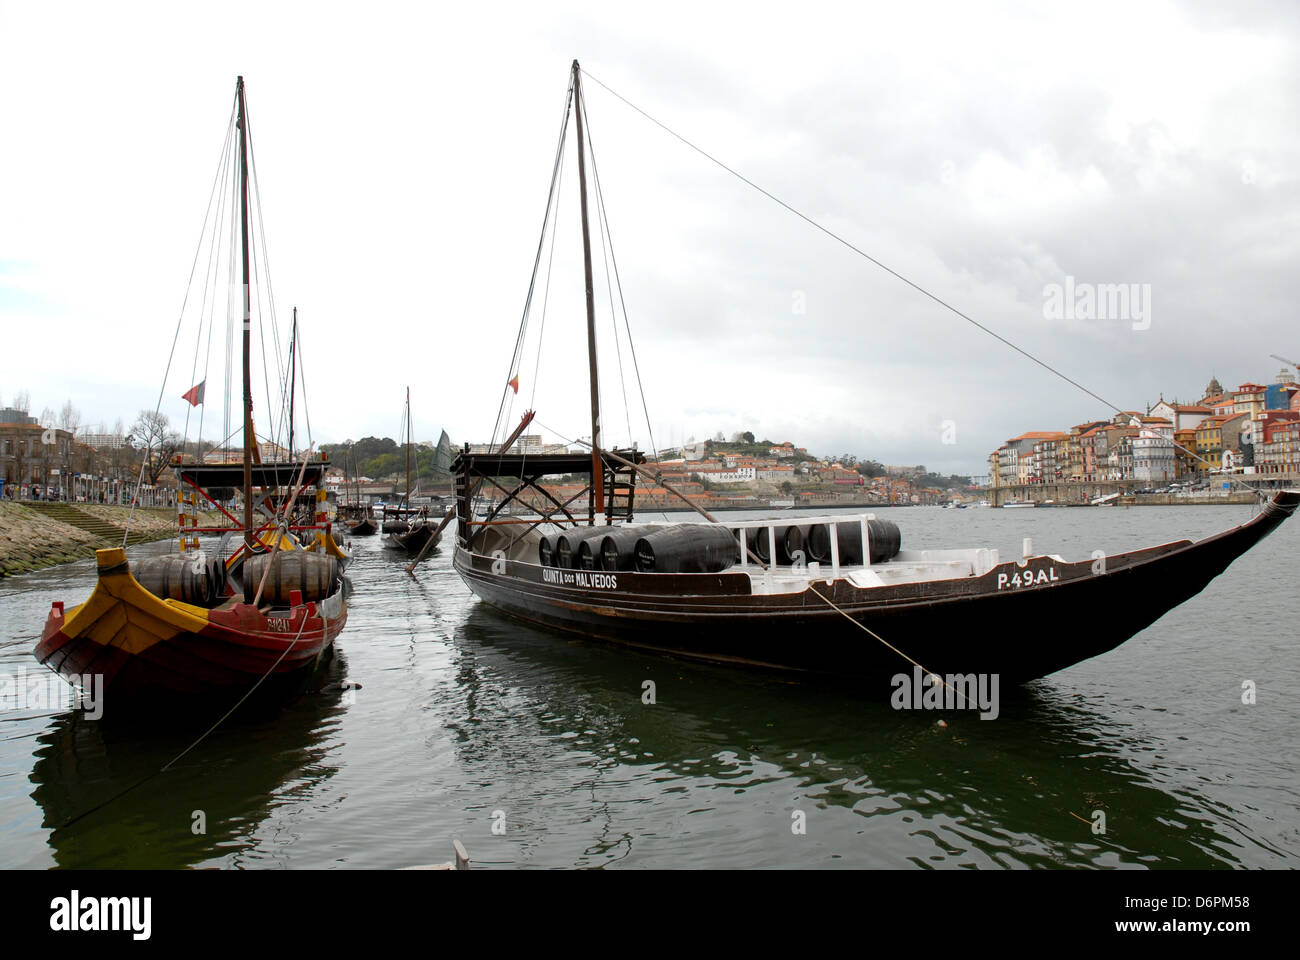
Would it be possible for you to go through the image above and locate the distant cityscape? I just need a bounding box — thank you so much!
[5,364,1298,511]
[987,368,1300,497]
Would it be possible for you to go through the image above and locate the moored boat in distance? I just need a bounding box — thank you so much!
[383,387,442,559]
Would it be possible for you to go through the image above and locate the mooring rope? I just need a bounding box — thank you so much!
[808,583,973,708]
[54,608,314,831]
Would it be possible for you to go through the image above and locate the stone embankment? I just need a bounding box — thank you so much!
[0,503,175,577]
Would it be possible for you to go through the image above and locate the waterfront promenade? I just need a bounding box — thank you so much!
[983,476,1294,506]
[0,502,174,576]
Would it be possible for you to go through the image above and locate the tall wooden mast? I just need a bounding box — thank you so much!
[572,60,603,524]
[237,76,255,550]
[288,307,297,462]
[404,386,411,508]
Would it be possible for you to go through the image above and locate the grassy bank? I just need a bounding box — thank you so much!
[0,503,176,577]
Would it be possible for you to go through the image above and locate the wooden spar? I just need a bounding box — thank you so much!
[237,76,255,551]
[403,386,411,509]
[351,443,359,509]
[406,410,536,573]
[572,60,603,524]
[288,308,297,462]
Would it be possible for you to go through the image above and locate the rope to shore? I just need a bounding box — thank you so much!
[808,583,973,708]
[53,601,314,831]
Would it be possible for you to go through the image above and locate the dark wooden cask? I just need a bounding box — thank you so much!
[635,525,740,573]
[241,552,341,605]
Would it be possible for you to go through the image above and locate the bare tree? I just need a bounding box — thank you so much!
[12,390,30,414]
[132,410,181,483]
[58,400,82,435]
[132,410,170,448]
[149,432,184,484]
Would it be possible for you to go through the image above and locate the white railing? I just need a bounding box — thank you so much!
[718,513,878,583]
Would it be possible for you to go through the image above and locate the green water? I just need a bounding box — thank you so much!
[1,504,1296,868]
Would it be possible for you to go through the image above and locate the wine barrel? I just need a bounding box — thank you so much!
[634,525,740,573]
[576,538,601,570]
[538,534,556,567]
[598,524,658,571]
[747,524,806,565]
[806,519,902,565]
[242,552,341,605]
[555,527,610,569]
[134,554,227,606]
[382,519,410,534]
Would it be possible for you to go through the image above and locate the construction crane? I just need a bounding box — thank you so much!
[1270,353,1298,369]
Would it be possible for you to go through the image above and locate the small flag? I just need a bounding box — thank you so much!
[507,375,519,395]
[182,381,206,406]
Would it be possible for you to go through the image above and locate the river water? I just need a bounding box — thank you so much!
[1,503,1297,869]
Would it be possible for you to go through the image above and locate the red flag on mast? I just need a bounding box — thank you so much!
[182,381,206,406]
[507,375,519,395]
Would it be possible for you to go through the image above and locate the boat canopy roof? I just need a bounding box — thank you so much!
[173,460,326,488]
[452,449,645,479]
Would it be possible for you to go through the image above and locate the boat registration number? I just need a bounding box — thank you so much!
[997,566,1060,590]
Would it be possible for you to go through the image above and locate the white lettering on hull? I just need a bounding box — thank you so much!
[540,568,619,590]
[995,566,1061,590]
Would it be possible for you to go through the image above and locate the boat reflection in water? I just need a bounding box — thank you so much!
[442,605,1274,869]
[29,653,350,869]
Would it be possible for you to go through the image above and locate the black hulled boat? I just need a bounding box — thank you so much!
[450,61,1299,687]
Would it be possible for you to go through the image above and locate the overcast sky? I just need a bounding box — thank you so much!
[2,1,1297,476]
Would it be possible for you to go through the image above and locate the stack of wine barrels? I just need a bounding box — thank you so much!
[538,525,658,571]
[241,552,341,605]
[746,525,808,565]
[382,519,410,534]
[134,553,228,607]
[597,525,656,571]
[634,525,740,573]
[806,519,901,565]
[554,528,610,569]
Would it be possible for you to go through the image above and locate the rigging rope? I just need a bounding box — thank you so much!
[491,78,575,456]
[55,600,316,831]
[183,115,236,456]
[243,94,289,450]
[580,86,661,465]
[581,86,637,452]
[808,584,974,707]
[579,68,1256,497]
[196,125,234,457]
[295,318,314,450]
[123,92,240,544]
[528,125,567,414]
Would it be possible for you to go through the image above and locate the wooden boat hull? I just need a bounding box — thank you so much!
[347,517,378,536]
[385,522,440,555]
[34,548,348,708]
[454,491,1299,686]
